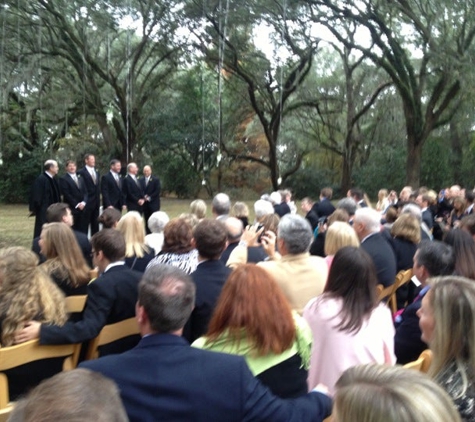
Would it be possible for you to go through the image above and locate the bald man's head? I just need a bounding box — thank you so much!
[225,217,244,244]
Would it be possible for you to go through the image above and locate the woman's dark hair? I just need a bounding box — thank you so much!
[324,246,378,333]
[443,229,475,280]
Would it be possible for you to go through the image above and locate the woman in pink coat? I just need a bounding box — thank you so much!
[303,246,395,394]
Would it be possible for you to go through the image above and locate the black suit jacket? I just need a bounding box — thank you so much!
[123,175,144,212]
[140,176,161,212]
[422,209,433,230]
[101,171,124,210]
[361,232,397,288]
[305,210,319,231]
[312,199,335,218]
[183,260,231,343]
[221,243,267,265]
[394,290,428,364]
[78,167,100,210]
[80,334,332,422]
[40,265,141,353]
[60,173,88,210]
[29,172,61,238]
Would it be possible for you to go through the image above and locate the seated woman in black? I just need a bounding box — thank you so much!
[0,247,67,400]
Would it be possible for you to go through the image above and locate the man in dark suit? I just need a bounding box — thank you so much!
[31,202,92,266]
[29,159,61,238]
[60,160,88,233]
[302,197,319,231]
[183,219,231,343]
[17,229,142,356]
[140,165,161,234]
[312,187,336,218]
[79,264,332,422]
[394,241,455,364]
[416,193,434,230]
[78,153,100,235]
[349,187,368,208]
[122,162,145,214]
[354,208,396,288]
[220,217,267,264]
[101,159,125,211]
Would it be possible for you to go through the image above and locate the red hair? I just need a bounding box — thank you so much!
[205,264,296,355]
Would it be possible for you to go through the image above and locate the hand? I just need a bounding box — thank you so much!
[122,205,127,211]
[260,230,276,258]
[241,224,264,247]
[312,383,331,397]
[14,321,41,344]
[138,199,145,206]
[77,203,85,210]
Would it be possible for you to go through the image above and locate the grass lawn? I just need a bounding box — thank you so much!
[0,199,266,249]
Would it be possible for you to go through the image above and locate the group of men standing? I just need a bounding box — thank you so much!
[29,154,160,238]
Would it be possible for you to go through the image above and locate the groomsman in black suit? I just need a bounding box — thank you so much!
[140,165,161,233]
[78,153,100,235]
[101,159,125,211]
[60,160,88,233]
[122,162,145,213]
[29,159,61,238]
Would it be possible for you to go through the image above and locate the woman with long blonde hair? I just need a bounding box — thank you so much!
[40,222,91,296]
[117,211,155,272]
[0,247,67,399]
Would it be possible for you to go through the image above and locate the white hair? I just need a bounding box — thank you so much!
[254,199,274,221]
[269,191,282,205]
[354,208,381,233]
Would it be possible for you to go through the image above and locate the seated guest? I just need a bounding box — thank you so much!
[443,229,475,280]
[461,214,475,242]
[394,241,455,364]
[98,207,121,229]
[32,202,91,266]
[449,196,466,229]
[117,211,155,272]
[353,207,397,288]
[310,209,350,257]
[383,205,398,229]
[80,264,332,422]
[301,197,319,231]
[390,213,421,308]
[416,192,434,230]
[271,191,291,217]
[0,247,67,399]
[334,364,462,422]
[179,212,200,230]
[15,229,142,357]
[323,221,359,268]
[8,369,128,422]
[227,215,328,313]
[182,219,231,343]
[193,264,311,398]
[145,211,169,255]
[146,217,199,274]
[401,203,432,241]
[39,222,90,296]
[304,246,395,394]
[375,189,389,213]
[220,217,267,264]
[312,187,336,218]
[254,198,275,222]
[419,276,475,421]
[231,201,250,227]
[190,199,207,220]
[212,193,231,220]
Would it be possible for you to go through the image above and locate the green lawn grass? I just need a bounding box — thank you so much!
[0,199,264,248]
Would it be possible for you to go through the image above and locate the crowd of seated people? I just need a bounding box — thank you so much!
[5,182,475,421]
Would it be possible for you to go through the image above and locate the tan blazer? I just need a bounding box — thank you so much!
[227,246,328,313]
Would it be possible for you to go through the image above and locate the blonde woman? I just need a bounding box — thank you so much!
[190,199,207,220]
[375,189,389,212]
[0,247,67,399]
[334,364,461,422]
[418,276,475,421]
[40,223,91,296]
[117,211,155,272]
[323,222,359,268]
[232,201,250,227]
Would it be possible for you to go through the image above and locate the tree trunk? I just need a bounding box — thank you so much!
[406,135,422,187]
[450,121,462,183]
[341,156,352,194]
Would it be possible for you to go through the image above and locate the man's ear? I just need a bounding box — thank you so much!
[191,237,197,249]
[136,302,147,325]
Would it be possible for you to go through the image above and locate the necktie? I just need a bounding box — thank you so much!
[91,170,96,184]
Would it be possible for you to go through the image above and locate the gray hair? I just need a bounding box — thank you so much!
[354,208,381,233]
[254,199,274,221]
[139,264,195,333]
[8,369,128,422]
[337,198,357,216]
[212,193,231,216]
[147,211,170,234]
[269,191,282,205]
[277,214,313,254]
[402,203,423,222]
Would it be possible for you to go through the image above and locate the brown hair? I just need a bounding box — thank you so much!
[205,265,295,356]
[161,218,194,254]
[391,213,421,244]
[259,213,280,235]
[193,219,227,260]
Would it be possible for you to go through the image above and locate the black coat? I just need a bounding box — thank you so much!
[140,176,161,213]
[360,233,397,288]
[101,171,124,210]
[182,260,231,343]
[123,175,144,213]
[60,173,89,232]
[312,199,335,218]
